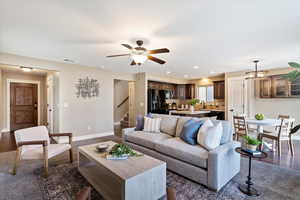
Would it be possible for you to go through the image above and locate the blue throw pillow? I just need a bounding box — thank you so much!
[180,119,204,145]
[135,113,152,131]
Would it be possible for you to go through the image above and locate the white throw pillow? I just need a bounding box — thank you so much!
[197,119,223,150]
[143,117,161,133]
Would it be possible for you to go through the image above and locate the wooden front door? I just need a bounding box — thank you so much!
[10,83,38,131]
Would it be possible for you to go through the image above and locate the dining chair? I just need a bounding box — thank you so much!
[288,124,300,156]
[76,186,91,200]
[258,118,295,156]
[233,116,257,141]
[263,115,290,133]
[12,126,73,177]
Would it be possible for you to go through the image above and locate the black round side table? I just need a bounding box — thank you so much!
[235,147,267,197]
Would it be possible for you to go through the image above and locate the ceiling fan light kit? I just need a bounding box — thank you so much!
[245,60,267,79]
[107,40,170,66]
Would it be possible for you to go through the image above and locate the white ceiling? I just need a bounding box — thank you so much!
[1,0,300,79]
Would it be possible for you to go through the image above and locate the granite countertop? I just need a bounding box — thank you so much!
[169,110,211,115]
[200,108,225,112]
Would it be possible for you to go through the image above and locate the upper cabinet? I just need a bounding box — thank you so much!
[259,75,300,98]
[176,84,186,99]
[185,84,196,99]
[213,81,225,99]
[259,79,272,98]
[148,81,195,100]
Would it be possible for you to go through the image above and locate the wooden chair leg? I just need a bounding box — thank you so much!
[258,135,263,151]
[69,148,73,163]
[289,136,295,156]
[12,147,21,175]
[277,139,281,157]
[272,140,276,151]
[43,146,49,178]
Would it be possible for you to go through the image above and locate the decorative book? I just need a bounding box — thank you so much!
[241,148,262,156]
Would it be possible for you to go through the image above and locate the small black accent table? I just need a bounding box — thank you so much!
[235,147,267,197]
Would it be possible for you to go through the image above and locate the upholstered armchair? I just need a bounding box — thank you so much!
[12,126,73,177]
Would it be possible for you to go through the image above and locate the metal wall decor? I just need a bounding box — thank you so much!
[75,77,100,98]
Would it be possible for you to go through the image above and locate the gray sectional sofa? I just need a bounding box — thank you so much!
[122,114,240,191]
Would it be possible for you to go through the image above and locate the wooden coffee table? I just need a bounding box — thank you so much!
[78,141,166,200]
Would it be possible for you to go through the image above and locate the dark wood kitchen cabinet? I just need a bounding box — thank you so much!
[213,81,225,99]
[185,84,195,99]
[272,75,290,97]
[259,78,272,98]
[259,74,300,98]
[176,84,186,99]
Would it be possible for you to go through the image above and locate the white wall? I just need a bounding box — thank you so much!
[0,53,134,137]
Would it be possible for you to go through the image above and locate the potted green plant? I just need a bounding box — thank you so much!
[243,135,262,151]
[283,62,300,82]
[187,99,200,112]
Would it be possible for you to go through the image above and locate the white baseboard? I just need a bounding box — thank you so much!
[1,128,9,133]
[54,132,114,144]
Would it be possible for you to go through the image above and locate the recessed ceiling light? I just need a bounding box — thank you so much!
[193,66,199,69]
[63,58,75,63]
[210,71,216,74]
[20,66,33,72]
[166,71,171,74]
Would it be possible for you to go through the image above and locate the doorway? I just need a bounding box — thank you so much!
[9,82,38,131]
[227,77,248,122]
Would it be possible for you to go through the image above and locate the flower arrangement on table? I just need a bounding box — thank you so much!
[107,143,142,160]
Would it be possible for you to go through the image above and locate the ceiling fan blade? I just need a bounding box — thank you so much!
[106,54,130,58]
[121,44,133,50]
[148,48,170,54]
[130,61,136,65]
[148,56,166,65]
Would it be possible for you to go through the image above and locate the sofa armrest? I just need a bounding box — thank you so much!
[122,127,136,141]
[207,141,241,191]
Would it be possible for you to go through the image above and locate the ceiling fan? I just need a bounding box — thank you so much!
[106,40,170,65]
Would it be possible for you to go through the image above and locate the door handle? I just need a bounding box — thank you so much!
[34,103,37,109]
[229,109,234,112]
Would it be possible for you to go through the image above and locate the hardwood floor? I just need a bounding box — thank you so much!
[1,131,300,170]
[0,132,16,153]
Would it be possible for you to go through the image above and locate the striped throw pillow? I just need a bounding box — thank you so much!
[143,117,161,133]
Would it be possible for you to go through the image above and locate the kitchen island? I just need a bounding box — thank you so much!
[169,109,225,120]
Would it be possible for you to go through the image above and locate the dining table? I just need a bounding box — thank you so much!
[245,118,281,150]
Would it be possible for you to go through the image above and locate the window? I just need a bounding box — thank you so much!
[197,86,214,102]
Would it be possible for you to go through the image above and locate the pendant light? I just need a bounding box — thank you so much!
[245,60,267,79]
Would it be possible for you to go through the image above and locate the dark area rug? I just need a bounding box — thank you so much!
[32,159,300,200]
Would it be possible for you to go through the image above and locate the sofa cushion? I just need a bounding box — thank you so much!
[198,120,223,150]
[211,120,232,144]
[180,119,204,145]
[21,144,71,160]
[155,137,208,169]
[159,115,178,136]
[175,116,192,137]
[135,113,152,131]
[143,117,161,133]
[125,131,172,150]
